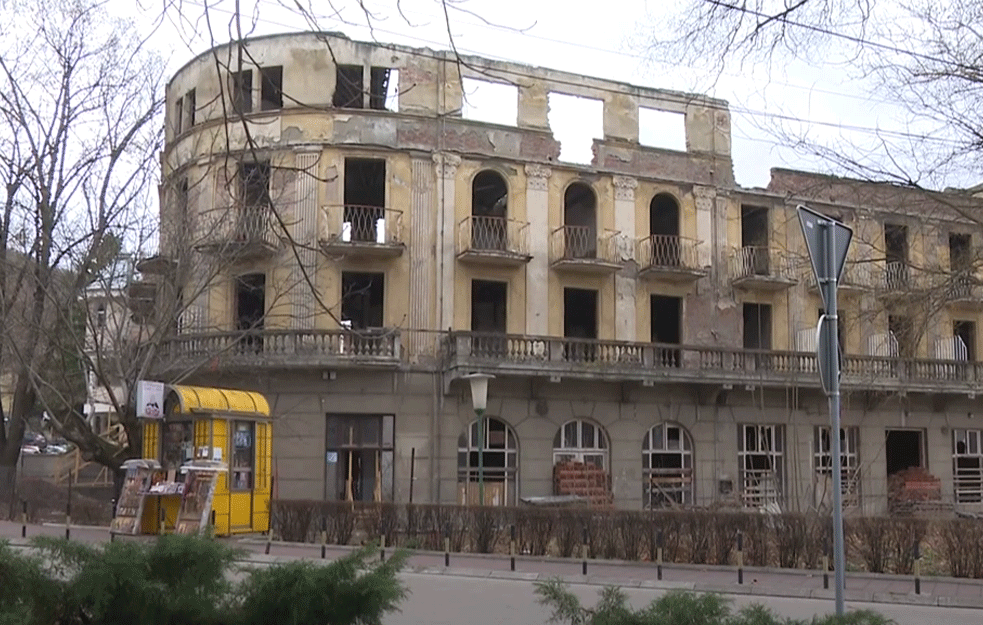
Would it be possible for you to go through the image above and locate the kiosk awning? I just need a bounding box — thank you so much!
[169,385,270,418]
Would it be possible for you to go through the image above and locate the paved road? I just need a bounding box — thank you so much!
[391,573,983,625]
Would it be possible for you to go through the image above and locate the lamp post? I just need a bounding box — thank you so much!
[464,373,494,505]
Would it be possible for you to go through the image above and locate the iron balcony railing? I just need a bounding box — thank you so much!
[804,261,874,291]
[457,215,530,257]
[320,204,404,246]
[731,246,796,282]
[549,226,621,264]
[638,234,701,271]
[198,206,279,252]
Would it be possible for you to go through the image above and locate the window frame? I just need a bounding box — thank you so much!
[231,420,255,492]
[642,422,694,509]
[738,424,785,509]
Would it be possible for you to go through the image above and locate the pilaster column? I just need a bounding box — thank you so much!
[434,153,461,333]
[693,185,715,269]
[525,164,551,336]
[291,152,319,329]
[613,175,637,342]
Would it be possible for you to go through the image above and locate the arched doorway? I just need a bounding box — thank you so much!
[648,193,680,266]
[457,416,518,506]
[563,182,597,258]
[642,422,694,508]
[471,170,508,250]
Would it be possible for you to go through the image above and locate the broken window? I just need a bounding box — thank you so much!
[333,64,363,108]
[230,69,253,113]
[643,423,693,509]
[885,429,923,475]
[341,272,384,331]
[562,183,597,259]
[471,170,508,251]
[955,320,976,361]
[884,223,909,288]
[953,429,983,504]
[553,420,608,469]
[651,295,682,367]
[738,424,784,510]
[186,88,196,126]
[343,158,386,242]
[238,162,271,237]
[638,107,687,151]
[260,66,283,111]
[888,314,915,358]
[813,426,860,508]
[96,303,107,329]
[461,77,518,126]
[547,92,602,164]
[471,279,507,357]
[563,288,598,362]
[648,193,681,266]
[174,96,184,134]
[457,417,518,506]
[325,414,394,502]
[235,273,265,353]
[369,67,395,111]
[740,205,769,275]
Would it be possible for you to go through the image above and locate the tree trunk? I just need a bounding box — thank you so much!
[0,462,17,521]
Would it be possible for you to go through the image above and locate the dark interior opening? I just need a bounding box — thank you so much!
[888,314,915,357]
[564,288,597,340]
[742,303,772,349]
[563,183,597,258]
[885,223,909,263]
[260,66,283,110]
[650,194,680,237]
[471,171,508,250]
[369,67,392,110]
[186,89,196,126]
[466,419,509,479]
[955,320,976,361]
[333,65,364,108]
[235,273,265,353]
[740,205,768,247]
[238,162,271,210]
[950,233,972,271]
[344,158,386,242]
[651,295,681,367]
[341,271,384,329]
[471,279,508,356]
[231,69,253,113]
[886,429,923,475]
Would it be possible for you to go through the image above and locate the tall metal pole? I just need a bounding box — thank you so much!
[476,407,485,505]
[823,221,846,617]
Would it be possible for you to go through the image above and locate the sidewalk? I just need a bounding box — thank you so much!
[3,519,983,609]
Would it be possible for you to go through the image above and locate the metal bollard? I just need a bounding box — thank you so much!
[581,527,589,576]
[21,500,27,539]
[656,529,664,581]
[737,530,744,585]
[210,510,217,538]
[823,555,829,590]
[913,541,922,595]
[444,526,450,567]
[380,534,386,562]
[321,517,328,559]
[66,475,73,540]
[510,524,516,572]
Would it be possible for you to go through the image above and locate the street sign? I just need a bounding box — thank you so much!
[816,315,841,395]
[797,205,853,312]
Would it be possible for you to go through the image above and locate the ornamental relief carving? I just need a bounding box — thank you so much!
[432,153,462,179]
[613,175,637,201]
[524,164,551,190]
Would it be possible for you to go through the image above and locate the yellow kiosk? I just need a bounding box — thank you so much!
[111,384,273,537]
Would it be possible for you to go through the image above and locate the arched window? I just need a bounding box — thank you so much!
[648,193,681,266]
[471,171,508,251]
[553,420,608,469]
[562,183,597,258]
[457,417,518,506]
[642,422,694,508]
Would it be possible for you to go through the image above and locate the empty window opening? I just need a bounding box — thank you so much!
[547,92,602,164]
[953,429,983,504]
[886,429,923,476]
[884,223,909,288]
[343,158,386,242]
[457,417,518,506]
[638,107,687,151]
[554,420,608,469]
[643,423,693,508]
[950,233,972,271]
[369,67,399,111]
[564,287,598,362]
[260,66,283,111]
[648,194,681,266]
[238,162,271,236]
[471,170,508,251]
[186,89,196,126]
[563,183,597,259]
[651,295,681,367]
[333,64,363,109]
[813,426,860,508]
[471,279,507,357]
[955,320,976,361]
[739,424,784,510]
[740,204,769,275]
[230,69,253,113]
[743,303,772,350]
[888,314,915,358]
[461,77,518,126]
[96,303,107,329]
[174,96,184,134]
[235,273,265,353]
[341,271,384,330]
[325,414,394,502]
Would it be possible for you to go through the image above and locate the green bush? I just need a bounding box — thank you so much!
[534,581,893,625]
[0,540,64,625]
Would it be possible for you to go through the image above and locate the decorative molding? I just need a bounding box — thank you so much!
[524,164,552,191]
[694,185,716,210]
[433,153,461,179]
[613,175,637,201]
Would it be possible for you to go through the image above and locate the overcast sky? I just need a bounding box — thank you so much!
[125,0,911,190]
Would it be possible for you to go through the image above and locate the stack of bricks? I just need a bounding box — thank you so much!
[553,461,613,509]
[888,467,943,514]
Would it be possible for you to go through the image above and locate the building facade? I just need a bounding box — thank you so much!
[150,31,983,514]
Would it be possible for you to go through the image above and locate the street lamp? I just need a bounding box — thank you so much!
[464,373,494,505]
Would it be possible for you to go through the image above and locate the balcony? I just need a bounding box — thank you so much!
[319,205,405,258]
[637,235,706,282]
[126,280,157,323]
[805,261,873,295]
[730,247,797,290]
[945,273,983,310]
[457,216,531,266]
[154,328,401,374]
[196,207,280,260]
[549,226,623,274]
[873,261,922,301]
[445,331,983,396]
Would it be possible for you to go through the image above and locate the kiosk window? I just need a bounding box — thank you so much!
[232,421,255,490]
[161,421,193,472]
